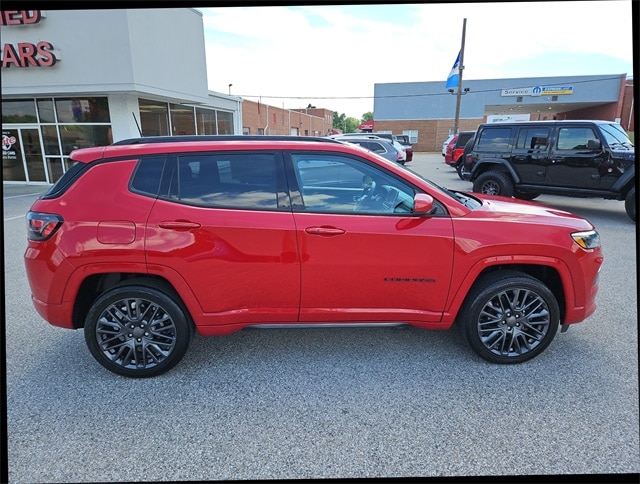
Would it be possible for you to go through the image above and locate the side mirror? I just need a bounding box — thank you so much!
[587,139,602,151]
[413,193,434,215]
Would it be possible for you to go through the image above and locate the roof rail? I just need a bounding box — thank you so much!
[111,135,342,145]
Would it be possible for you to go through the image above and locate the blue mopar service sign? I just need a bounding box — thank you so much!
[502,86,574,97]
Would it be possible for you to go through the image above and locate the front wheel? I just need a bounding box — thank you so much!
[625,187,636,222]
[457,271,560,364]
[84,284,192,377]
[473,170,515,197]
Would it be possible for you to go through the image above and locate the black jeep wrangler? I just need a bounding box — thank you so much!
[462,120,636,221]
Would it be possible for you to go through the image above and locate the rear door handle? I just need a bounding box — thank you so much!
[305,226,346,236]
[158,220,202,230]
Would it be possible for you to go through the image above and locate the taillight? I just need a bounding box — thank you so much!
[26,211,63,241]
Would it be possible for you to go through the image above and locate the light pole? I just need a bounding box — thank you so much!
[228,84,232,95]
[453,18,467,134]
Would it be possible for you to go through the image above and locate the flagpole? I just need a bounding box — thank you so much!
[453,18,467,134]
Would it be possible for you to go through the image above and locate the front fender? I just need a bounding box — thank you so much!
[611,163,636,193]
[440,255,575,326]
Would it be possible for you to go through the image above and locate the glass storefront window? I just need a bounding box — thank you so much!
[170,104,196,135]
[217,111,233,135]
[46,157,65,183]
[196,108,217,135]
[2,128,27,181]
[2,99,38,123]
[37,98,56,123]
[55,97,110,123]
[40,125,61,155]
[139,99,169,136]
[22,128,46,182]
[59,125,113,155]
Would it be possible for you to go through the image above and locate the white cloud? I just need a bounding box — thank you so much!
[201,1,634,118]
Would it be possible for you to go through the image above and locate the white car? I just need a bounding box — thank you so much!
[331,134,407,163]
[442,134,455,156]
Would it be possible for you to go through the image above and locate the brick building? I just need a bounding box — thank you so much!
[242,100,333,137]
[373,74,634,152]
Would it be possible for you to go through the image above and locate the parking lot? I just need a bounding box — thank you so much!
[4,152,639,482]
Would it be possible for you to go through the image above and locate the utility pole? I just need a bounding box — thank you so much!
[453,18,467,134]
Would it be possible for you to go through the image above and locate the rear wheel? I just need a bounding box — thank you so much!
[455,158,467,180]
[458,271,560,364]
[84,283,192,377]
[473,170,514,197]
[625,187,636,222]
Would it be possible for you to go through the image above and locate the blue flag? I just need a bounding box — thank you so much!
[445,51,460,89]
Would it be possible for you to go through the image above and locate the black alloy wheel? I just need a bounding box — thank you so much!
[458,271,560,364]
[84,283,192,377]
[625,187,636,222]
[455,159,467,180]
[473,170,515,197]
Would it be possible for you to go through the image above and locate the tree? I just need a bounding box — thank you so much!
[333,112,346,131]
[361,112,373,122]
[333,113,363,133]
[345,117,360,133]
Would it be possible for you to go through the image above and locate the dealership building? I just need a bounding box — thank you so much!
[372,74,634,152]
[2,8,634,185]
[1,8,247,185]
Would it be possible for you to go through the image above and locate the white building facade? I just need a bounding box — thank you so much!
[1,8,242,184]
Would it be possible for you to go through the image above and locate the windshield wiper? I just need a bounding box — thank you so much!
[610,142,633,149]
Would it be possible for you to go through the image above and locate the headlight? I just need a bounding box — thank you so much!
[571,230,600,250]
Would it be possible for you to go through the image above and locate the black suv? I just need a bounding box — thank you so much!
[462,120,636,221]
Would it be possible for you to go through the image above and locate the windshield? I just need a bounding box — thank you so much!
[600,123,634,149]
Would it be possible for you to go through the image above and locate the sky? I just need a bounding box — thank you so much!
[200,1,635,120]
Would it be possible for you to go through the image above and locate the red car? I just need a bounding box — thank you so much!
[25,135,603,377]
[394,135,413,162]
[444,131,475,167]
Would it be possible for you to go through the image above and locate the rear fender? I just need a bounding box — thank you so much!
[471,159,521,183]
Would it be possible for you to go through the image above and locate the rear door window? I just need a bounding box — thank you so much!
[476,128,512,151]
[516,128,551,150]
[163,152,286,210]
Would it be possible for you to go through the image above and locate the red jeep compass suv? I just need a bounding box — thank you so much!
[24,135,603,377]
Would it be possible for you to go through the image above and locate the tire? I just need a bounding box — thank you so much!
[84,283,192,377]
[514,190,540,201]
[625,187,636,222]
[473,170,515,197]
[455,159,466,180]
[457,270,560,364]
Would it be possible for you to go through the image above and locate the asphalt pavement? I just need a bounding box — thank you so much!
[4,153,639,482]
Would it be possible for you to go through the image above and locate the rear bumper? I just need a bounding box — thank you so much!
[31,295,75,329]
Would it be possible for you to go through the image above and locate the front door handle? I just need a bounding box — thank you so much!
[158,220,202,230]
[305,226,346,236]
